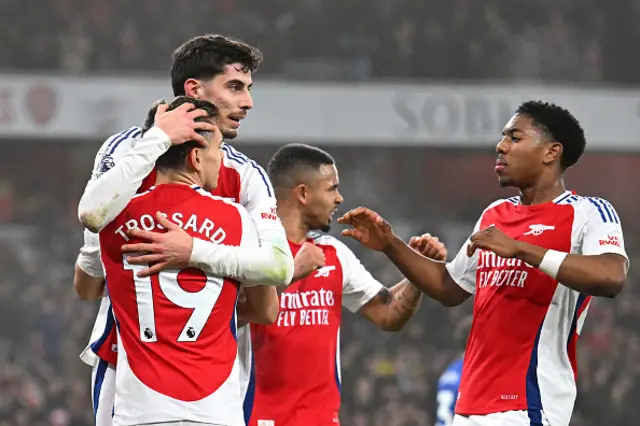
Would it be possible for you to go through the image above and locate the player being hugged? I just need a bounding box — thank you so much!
[73,34,321,426]
[339,101,629,426]
[100,97,278,426]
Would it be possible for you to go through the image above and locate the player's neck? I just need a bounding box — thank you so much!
[277,205,309,244]
[518,177,566,206]
[155,170,203,188]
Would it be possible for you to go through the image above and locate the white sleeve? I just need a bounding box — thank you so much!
[188,152,294,287]
[78,126,171,233]
[579,198,629,268]
[189,196,294,287]
[237,206,261,288]
[76,228,104,278]
[86,127,140,183]
[444,216,484,295]
[332,238,384,313]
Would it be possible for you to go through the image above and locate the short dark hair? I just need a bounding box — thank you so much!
[141,99,167,134]
[516,101,586,170]
[171,34,263,96]
[268,144,335,189]
[155,96,218,171]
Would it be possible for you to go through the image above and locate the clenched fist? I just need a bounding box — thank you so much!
[409,233,447,261]
[291,242,326,282]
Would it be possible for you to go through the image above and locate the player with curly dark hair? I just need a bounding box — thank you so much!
[339,101,629,426]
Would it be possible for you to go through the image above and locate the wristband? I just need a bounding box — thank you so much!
[538,249,568,279]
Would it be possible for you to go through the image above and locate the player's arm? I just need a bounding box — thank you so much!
[73,126,135,298]
[74,229,105,300]
[191,160,294,286]
[512,249,626,298]
[339,207,474,307]
[474,201,628,298]
[124,212,294,287]
[356,234,447,331]
[188,226,294,287]
[78,127,170,232]
[384,236,472,307]
[234,206,279,323]
[236,289,251,327]
[337,238,418,332]
[239,285,279,325]
[357,280,422,332]
[188,196,294,286]
[78,104,214,233]
[74,265,105,300]
[123,162,295,286]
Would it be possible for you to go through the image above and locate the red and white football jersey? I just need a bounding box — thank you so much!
[100,184,259,426]
[241,233,383,426]
[445,191,628,426]
[80,127,278,368]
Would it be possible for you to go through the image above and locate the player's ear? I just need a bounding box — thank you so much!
[543,142,563,166]
[183,79,201,98]
[188,148,203,172]
[293,183,309,205]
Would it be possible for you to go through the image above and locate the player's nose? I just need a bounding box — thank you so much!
[496,137,508,154]
[240,92,253,111]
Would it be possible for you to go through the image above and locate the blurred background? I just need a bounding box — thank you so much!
[0,0,638,425]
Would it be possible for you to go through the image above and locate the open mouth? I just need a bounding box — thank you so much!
[228,115,245,127]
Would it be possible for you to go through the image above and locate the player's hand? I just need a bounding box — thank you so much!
[337,207,395,252]
[409,233,447,261]
[154,102,215,146]
[467,226,518,258]
[121,212,193,277]
[291,242,326,282]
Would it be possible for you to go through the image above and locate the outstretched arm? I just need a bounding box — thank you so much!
[357,234,449,331]
[382,235,472,307]
[339,207,472,307]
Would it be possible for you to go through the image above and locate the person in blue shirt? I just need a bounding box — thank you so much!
[435,315,471,426]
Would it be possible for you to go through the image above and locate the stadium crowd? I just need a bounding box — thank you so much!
[2,0,640,83]
[0,145,636,425]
